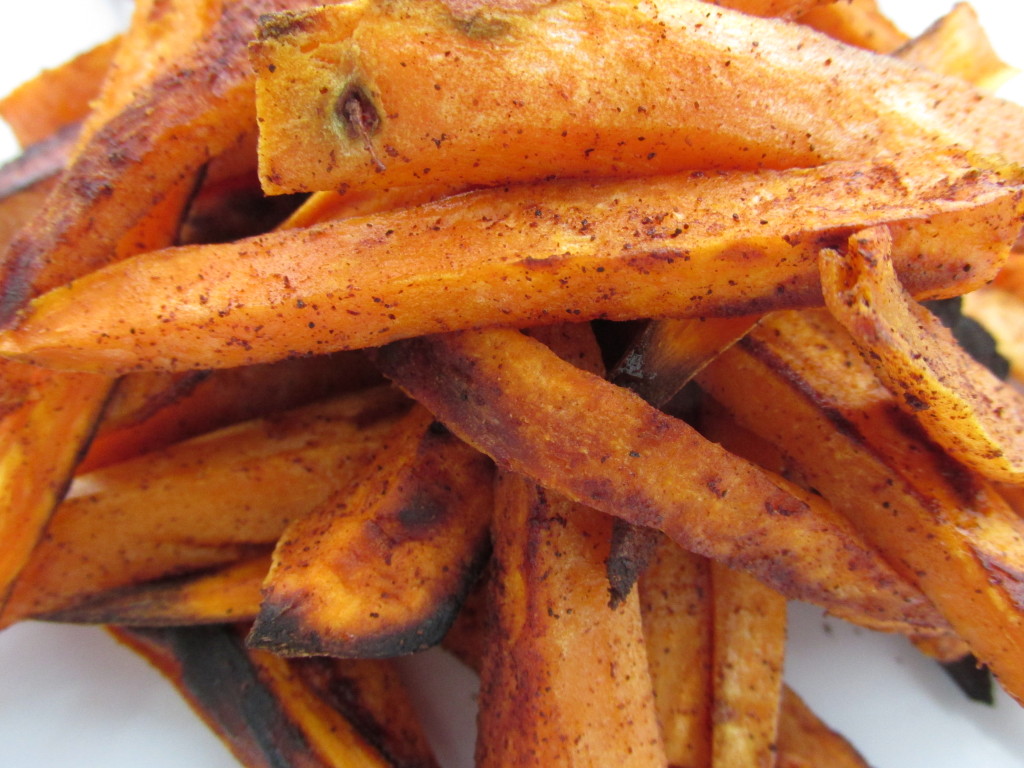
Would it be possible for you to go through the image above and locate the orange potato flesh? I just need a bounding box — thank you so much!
[776,686,871,768]
[710,0,833,18]
[640,536,713,768]
[41,553,271,626]
[0,361,111,608]
[2,150,1019,374]
[0,36,119,147]
[80,350,380,472]
[710,562,787,768]
[0,0,318,328]
[0,385,411,626]
[820,226,1024,484]
[252,0,1024,198]
[697,310,1024,702]
[795,0,907,53]
[373,326,947,634]
[476,470,666,768]
[895,2,1018,92]
[250,405,494,658]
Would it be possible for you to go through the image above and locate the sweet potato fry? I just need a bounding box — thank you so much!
[796,0,907,53]
[0,36,119,147]
[80,350,380,471]
[820,226,1024,484]
[0,385,411,626]
[710,561,787,768]
[250,405,494,658]
[711,0,833,18]
[113,624,439,768]
[40,553,271,627]
[0,0,317,327]
[372,326,947,634]
[776,687,871,768]
[895,3,1018,92]
[697,309,1024,702]
[3,150,1019,374]
[476,470,666,767]
[639,536,713,768]
[252,0,1024,197]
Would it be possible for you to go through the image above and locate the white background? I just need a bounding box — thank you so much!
[3,2,1024,767]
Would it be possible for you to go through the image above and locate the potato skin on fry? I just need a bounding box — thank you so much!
[2,151,1019,374]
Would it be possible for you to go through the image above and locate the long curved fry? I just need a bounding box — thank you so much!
[1,150,1019,374]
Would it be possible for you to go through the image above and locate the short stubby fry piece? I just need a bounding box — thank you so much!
[250,405,494,658]
[2,150,1020,374]
[821,226,1024,484]
[373,327,948,634]
[251,0,1024,196]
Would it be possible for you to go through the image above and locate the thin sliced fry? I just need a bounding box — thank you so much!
[639,536,713,768]
[3,150,1020,374]
[710,561,787,768]
[821,225,1024,484]
[776,686,871,768]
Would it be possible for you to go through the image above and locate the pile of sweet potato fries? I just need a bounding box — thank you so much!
[3,0,1024,765]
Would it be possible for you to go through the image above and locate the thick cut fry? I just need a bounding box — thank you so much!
[710,562,787,768]
[476,470,666,768]
[3,150,1020,374]
[894,3,1018,92]
[373,327,947,634]
[775,687,870,768]
[40,553,271,626]
[252,0,1024,197]
[0,0,317,327]
[250,405,494,658]
[0,385,411,626]
[639,536,713,768]
[113,624,439,768]
[820,226,1024,484]
[0,36,119,147]
[697,310,1024,702]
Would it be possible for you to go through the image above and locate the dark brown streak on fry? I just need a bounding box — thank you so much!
[0,123,77,199]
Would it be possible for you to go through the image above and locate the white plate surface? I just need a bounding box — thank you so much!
[2,2,1024,767]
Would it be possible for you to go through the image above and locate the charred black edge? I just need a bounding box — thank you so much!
[36,551,270,626]
[605,520,660,608]
[250,526,492,659]
[940,654,994,705]
[115,624,317,768]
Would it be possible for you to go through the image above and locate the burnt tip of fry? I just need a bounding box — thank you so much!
[249,590,465,658]
[940,654,994,705]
